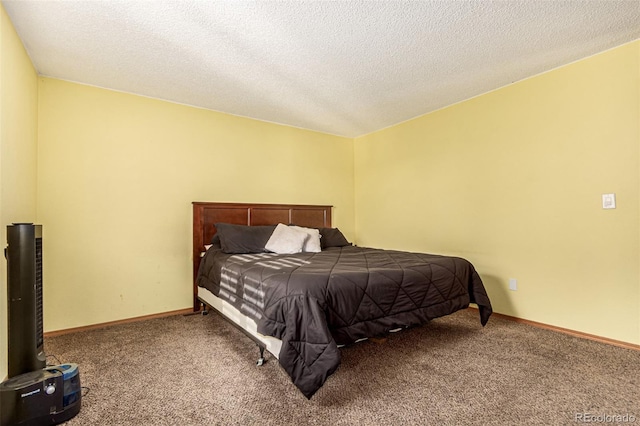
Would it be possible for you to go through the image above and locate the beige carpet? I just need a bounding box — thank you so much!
[44,309,640,425]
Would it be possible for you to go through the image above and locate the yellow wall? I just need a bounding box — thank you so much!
[37,78,354,332]
[355,41,640,344]
[0,4,39,379]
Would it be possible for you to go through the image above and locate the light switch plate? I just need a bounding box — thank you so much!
[602,193,616,209]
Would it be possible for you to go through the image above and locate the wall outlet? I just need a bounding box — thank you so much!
[509,278,517,291]
[602,193,616,209]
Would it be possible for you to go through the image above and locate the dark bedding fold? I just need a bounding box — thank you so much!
[265,295,341,399]
[197,245,492,398]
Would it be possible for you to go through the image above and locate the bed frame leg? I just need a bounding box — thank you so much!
[184,301,209,317]
[256,345,265,366]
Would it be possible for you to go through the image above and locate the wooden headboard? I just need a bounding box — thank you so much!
[192,202,332,310]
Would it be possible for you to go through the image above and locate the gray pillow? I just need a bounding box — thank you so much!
[318,228,351,249]
[214,223,276,254]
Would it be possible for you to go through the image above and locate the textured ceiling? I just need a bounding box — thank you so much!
[3,1,640,138]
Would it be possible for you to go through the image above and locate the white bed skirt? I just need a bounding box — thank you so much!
[197,286,282,359]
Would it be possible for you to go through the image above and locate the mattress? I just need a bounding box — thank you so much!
[197,245,492,398]
[197,286,282,359]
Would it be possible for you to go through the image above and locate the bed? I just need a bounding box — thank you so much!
[193,202,492,399]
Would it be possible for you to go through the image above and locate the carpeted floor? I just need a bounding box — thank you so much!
[44,309,640,425]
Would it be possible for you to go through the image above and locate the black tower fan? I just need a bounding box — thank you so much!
[1,224,82,425]
[5,223,46,377]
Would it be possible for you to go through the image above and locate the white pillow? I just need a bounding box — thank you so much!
[289,226,321,253]
[265,223,308,254]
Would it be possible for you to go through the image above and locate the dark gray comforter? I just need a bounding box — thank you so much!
[197,245,492,399]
